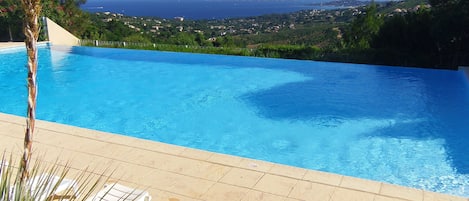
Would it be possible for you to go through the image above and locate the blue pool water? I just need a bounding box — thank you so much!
[1,45,468,197]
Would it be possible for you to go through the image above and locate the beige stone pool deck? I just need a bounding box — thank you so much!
[0,42,24,48]
[0,113,467,201]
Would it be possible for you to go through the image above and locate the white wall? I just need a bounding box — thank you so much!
[45,17,80,46]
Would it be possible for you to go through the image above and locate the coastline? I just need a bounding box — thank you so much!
[82,1,332,20]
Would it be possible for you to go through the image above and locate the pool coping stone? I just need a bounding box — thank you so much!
[1,113,467,201]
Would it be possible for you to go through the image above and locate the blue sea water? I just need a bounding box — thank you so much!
[82,0,336,19]
[1,46,468,197]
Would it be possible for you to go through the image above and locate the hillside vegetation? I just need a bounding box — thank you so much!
[1,0,467,68]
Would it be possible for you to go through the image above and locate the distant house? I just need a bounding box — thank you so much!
[210,25,226,30]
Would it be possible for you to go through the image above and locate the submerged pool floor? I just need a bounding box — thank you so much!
[0,45,468,197]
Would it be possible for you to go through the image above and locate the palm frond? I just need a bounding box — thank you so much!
[1,153,107,201]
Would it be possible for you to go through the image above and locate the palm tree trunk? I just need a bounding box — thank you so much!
[20,0,41,184]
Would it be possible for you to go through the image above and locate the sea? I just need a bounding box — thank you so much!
[82,0,345,20]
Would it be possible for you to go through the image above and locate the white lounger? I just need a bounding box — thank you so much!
[0,160,7,175]
[86,183,151,201]
[28,174,79,201]
[1,173,78,201]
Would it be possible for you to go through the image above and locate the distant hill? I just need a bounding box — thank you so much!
[310,0,428,10]
[377,0,429,14]
[310,0,374,7]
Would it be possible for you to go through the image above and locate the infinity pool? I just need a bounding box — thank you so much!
[1,45,468,197]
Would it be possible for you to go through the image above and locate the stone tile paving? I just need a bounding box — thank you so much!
[0,42,24,48]
[1,113,467,201]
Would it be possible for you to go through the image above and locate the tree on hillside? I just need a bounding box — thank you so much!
[343,2,384,49]
[0,0,23,41]
[123,34,152,43]
[370,7,437,67]
[1,0,96,41]
[170,32,198,46]
[213,35,236,47]
[372,7,433,52]
[195,32,213,46]
[102,20,135,41]
[363,0,468,68]
[429,0,469,61]
[42,0,95,38]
